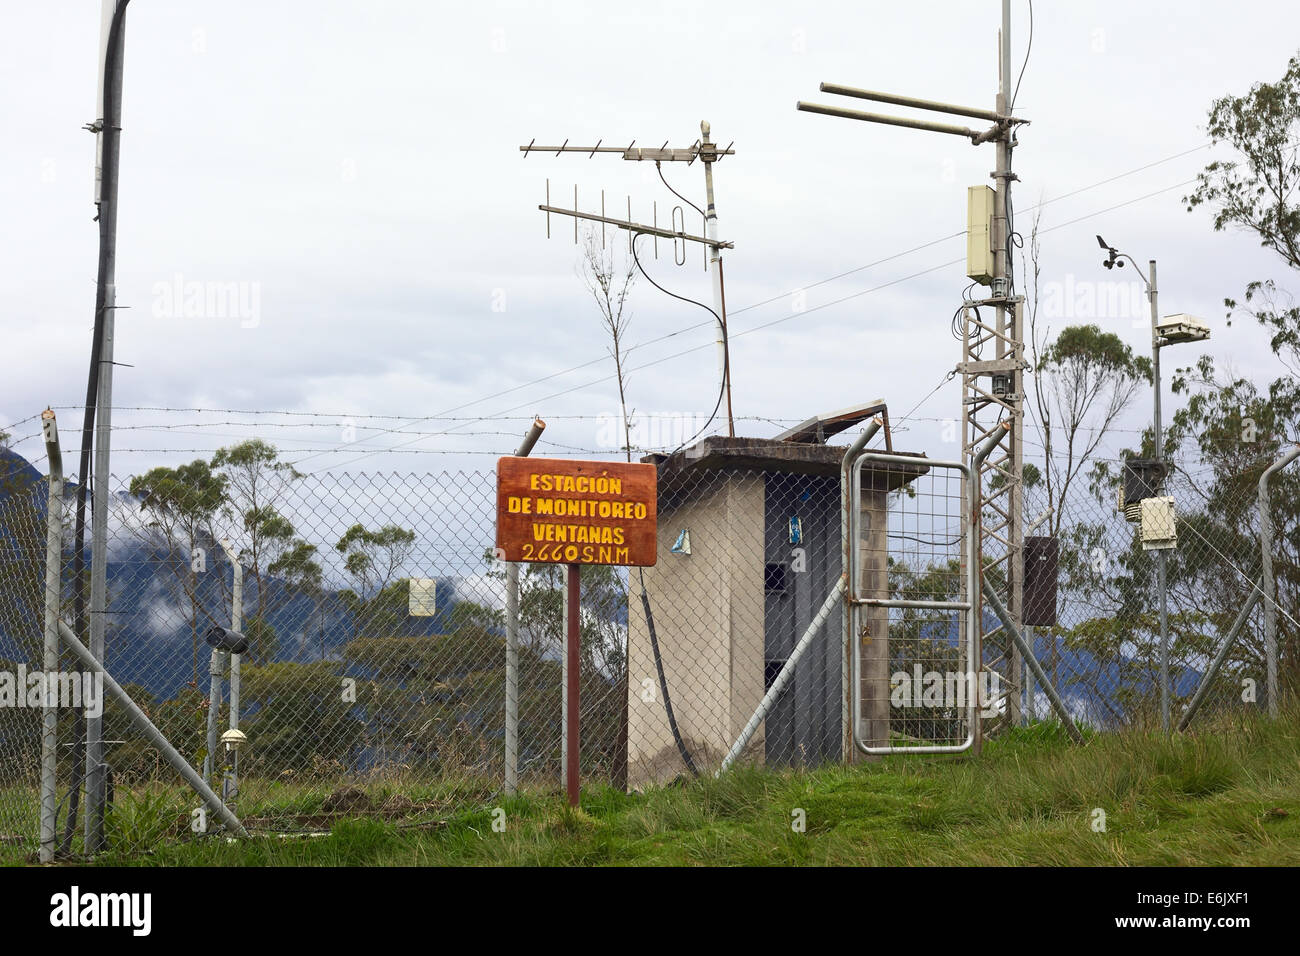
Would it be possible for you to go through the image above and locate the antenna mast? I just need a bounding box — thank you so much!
[519,125,737,437]
[796,0,1029,747]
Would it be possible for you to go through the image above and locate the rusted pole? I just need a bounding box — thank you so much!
[565,564,581,806]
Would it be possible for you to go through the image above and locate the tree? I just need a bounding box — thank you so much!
[1180,51,1300,706]
[580,226,638,458]
[335,523,416,639]
[210,440,306,663]
[128,460,227,687]
[1023,208,1153,536]
[1186,53,1300,362]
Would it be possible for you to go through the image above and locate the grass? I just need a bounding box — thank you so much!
[34,709,1293,867]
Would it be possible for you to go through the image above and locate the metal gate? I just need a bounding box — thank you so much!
[844,426,1006,755]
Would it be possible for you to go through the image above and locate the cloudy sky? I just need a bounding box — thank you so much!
[2,0,1297,477]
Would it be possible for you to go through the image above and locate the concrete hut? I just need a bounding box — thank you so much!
[626,406,928,789]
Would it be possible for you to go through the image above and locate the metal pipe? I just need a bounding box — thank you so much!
[85,0,129,855]
[796,101,980,140]
[505,418,545,795]
[40,410,64,863]
[818,82,1008,123]
[854,598,973,611]
[560,564,569,785]
[1176,589,1263,732]
[721,577,848,773]
[699,120,735,438]
[1259,444,1299,717]
[57,619,248,839]
[227,546,242,732]
[1147,259,1172,732]
[203,646,221,783]
[982,581,1086,744]
[565,563,581,805]
[537,205,732,248]
[840,420,881,761]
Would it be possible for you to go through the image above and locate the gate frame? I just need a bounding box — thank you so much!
[845,424,1008,755]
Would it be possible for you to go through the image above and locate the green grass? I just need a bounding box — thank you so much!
[57,709,1300,866]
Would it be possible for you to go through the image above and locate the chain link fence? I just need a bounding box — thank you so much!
[0,435,1294,861]
[1007,459,1293,731]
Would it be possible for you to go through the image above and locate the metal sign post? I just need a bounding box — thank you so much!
[496,457,657,806]
[565,564,581,807]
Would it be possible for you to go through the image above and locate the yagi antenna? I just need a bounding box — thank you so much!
[517,122,738,437]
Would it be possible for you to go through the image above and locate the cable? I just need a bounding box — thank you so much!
[628,231,727,455]
[656,161,704,219]
[1011,0,1033,113]
[286,147,1217,470]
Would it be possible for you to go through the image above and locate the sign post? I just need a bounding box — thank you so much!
[496,457,657,806]
[565,563,580,807]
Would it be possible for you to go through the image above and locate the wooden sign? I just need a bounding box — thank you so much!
[496,457,658,567]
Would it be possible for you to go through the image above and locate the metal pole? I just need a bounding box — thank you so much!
[40,410,64,863]
[723,577,848,773]
[1259,444,1300,717]
[1176,589,1262,731]
[227,545,242,732]
[204,541,241,783]
[1148,259,1171,731]
[505,418,545,796]
[840,421,882,760]
[56,619,248,838]
[203,644,221,783]
[565,563,581,806]
[700,121,735,438]
[86,0,128,854]
[982,581,1086,744]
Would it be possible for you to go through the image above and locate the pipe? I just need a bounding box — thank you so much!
[818,82,1009,123]
[838,419,883,758]
[40,410,64,863]
[565,564,580,805]
[796,101,981,140]
[227,546,242,731]
[57,619,247,839]
[1176,589,1263,732]
[505,417,544,795]
[85,0,130,856]
[1258,444,1300,718]
[720,577,848,773]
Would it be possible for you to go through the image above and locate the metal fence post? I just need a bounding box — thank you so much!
[56,620,247,839]
[1176,589,1263,732]
[1259,443,1300,718]
[505,419,544,796]
[39,410,64,863]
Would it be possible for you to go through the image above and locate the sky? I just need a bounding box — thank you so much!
[2,0,1297,478]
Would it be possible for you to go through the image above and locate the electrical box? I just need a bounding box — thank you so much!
[966,185,995,285]
[1140,496,1177,550]
[1023,536,1059,626]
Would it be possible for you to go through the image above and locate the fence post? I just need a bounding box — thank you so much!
[505,418,544,796]
[56,619,248,839]
[39,410,64,863]
[1176,589,1263,732]
[1259,443,1300,718]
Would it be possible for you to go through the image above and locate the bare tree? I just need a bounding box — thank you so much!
[1022,205,1152,536]
[579,227,637,461]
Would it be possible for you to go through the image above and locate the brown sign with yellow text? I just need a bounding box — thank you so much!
[496,457,657,567]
